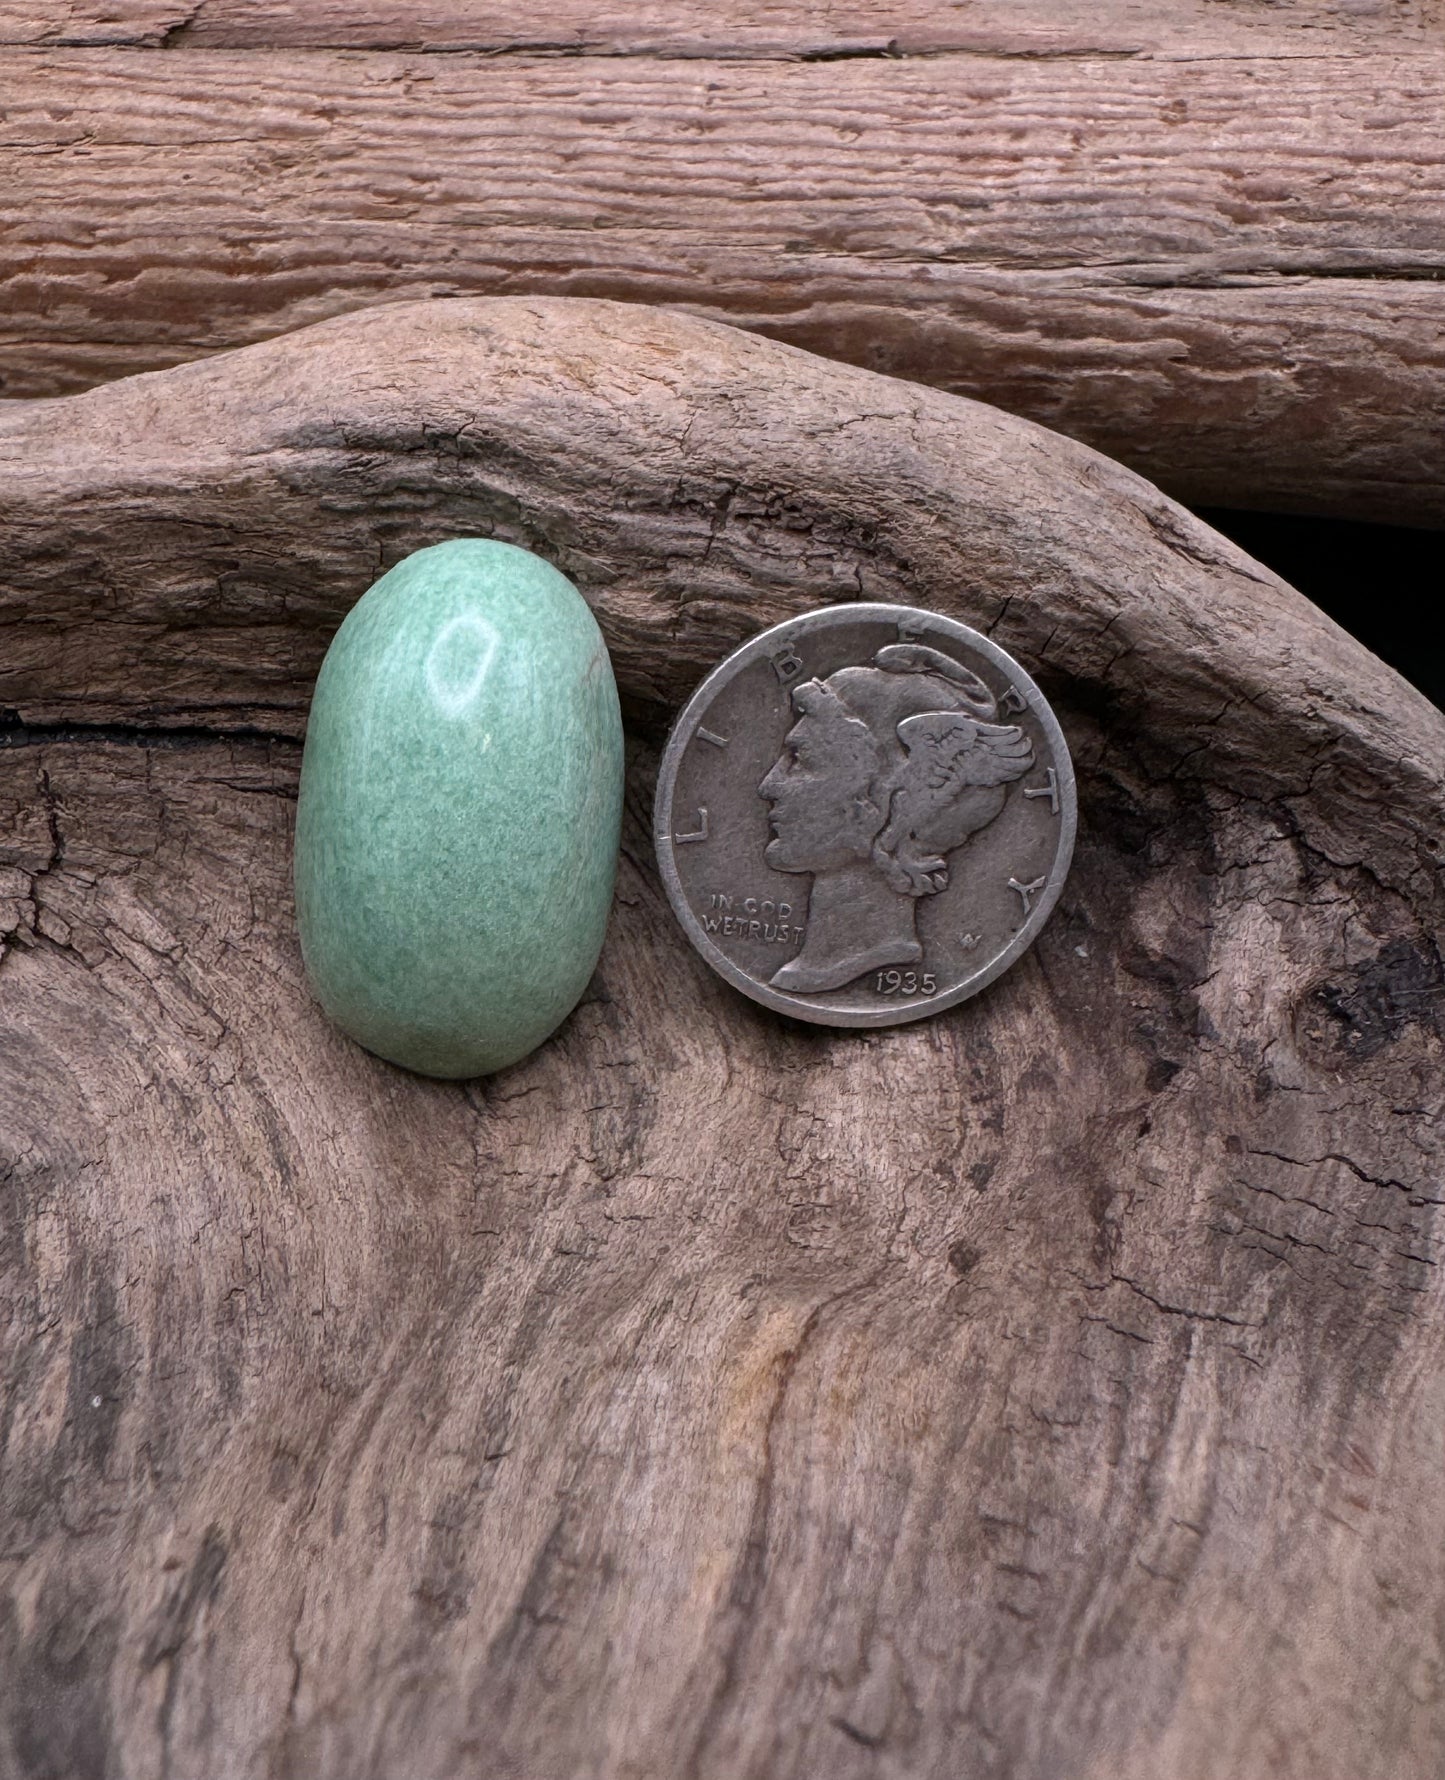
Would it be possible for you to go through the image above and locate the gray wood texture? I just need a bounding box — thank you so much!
[1,297,1443,1778]
[0,1,1443,525]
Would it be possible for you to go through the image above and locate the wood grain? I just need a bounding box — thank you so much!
[4,0,1444,53]
[1,3,1443,524]
[2,298,1443,1778]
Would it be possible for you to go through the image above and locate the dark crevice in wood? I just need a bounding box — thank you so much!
[1194,510,1445,712]
[0,36,1254,60]
[0,713,303,752]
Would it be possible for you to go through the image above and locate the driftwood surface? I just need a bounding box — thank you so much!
[1,296,1444,1780]
[1,1,1444,526]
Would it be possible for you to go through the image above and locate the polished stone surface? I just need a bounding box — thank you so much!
[294,539,623,1077]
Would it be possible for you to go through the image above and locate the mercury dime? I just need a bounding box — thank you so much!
[654,603,1076,1028]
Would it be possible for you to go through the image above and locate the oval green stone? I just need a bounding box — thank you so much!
[293,539,624,1078]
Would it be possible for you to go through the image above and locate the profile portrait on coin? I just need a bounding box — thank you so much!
[757,643,1035,994]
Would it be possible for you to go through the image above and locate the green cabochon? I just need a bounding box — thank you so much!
[294,540,624,1078]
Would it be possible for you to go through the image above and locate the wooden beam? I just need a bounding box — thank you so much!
[0,11,1442,522]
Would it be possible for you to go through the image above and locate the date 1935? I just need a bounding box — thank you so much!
[875,970,937,996]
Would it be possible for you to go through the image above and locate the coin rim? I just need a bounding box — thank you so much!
[654,603,1077,1029]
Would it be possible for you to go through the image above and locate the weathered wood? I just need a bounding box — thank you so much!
[4,0,1443,52]
[1,298,1443,1779]
[0,4,1443,526]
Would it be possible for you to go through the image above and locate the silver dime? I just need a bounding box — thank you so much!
[654,603,1076,1028]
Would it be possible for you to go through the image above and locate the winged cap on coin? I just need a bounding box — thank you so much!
[758,643,1034,995]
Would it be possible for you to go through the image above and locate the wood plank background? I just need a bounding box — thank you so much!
[2,296,1443,1779]
[1,0,1442,524]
